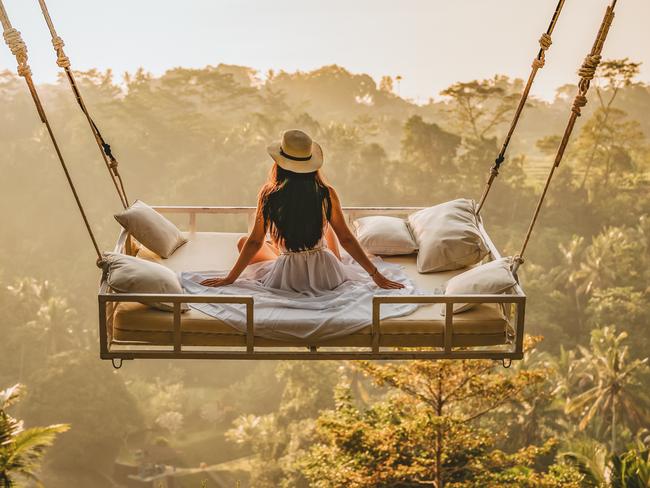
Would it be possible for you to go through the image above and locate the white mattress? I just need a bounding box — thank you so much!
[110,232,512,348]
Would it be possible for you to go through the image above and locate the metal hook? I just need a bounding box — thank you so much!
[111,358,123,370]
[502,358,512,369]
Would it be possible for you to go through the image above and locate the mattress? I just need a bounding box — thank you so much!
[111,232,512,348]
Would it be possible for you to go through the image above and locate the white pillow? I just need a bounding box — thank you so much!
[114,200,187,258]
[442,257,517,314]
[353,216,418,255]
[408,199,488,273]
[104,252,189,312]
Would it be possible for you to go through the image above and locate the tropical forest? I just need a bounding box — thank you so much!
[0,51,649,487]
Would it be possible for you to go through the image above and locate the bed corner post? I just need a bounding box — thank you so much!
[245,298,255,354]
[444,302,454,353]
[371,297,380,353]
[514,299,526,358]
[98,294,109,358]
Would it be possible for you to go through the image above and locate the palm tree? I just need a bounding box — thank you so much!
[573,229,630,296]
[0,384,69,487]
[609,430,650,488]
[561,431,650,488]
[553,235,587,333]
[560,437,609,488]
[566,327,650,453]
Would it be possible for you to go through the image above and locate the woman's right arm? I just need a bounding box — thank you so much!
[327,187,404,290]
[200,199,266,287]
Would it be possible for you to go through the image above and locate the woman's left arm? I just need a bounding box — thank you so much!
[200,201,266,287]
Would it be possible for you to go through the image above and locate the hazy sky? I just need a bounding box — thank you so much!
[1,0,648,102]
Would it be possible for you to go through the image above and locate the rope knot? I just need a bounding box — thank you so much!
[572,94,588,116]
[3,28,32,78]
[510,255,525,275]
[493,154,505,170]
[3,28,26,56]
[102,143,114,158]
[532,34,552,69]
[532,57,545,69]
[578,54,601,81]
[51,35,65,50]
[51,36,70,68]
[538,33,552,50]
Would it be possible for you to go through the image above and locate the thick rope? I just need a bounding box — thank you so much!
[513,1,617,273]
[3,28,31,77]
[37,0,129,209]
[476,0,566,215]
[0,0,104,266]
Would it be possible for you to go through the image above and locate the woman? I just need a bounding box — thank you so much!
[200,129,404,292]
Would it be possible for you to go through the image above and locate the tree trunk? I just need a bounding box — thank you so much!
[611,392,617,454]
[436,428,442,488]
[435,374,444,488]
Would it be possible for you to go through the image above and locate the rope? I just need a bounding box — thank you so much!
[2,27,31,78]
[37,0,130,209]
[0,0,104,267]
[51,35,70,68]
[476,0,566,215]
[513,1,617,273]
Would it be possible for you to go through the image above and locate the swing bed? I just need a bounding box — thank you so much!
[0,0,619,366]
[100,206,525,362]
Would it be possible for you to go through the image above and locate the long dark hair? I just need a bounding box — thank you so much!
[259,164,332,252]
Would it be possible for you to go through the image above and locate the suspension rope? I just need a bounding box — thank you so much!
[0,0,104,266]
[36,0,130,209]
[513,0,618,274]
[476,0,567,215]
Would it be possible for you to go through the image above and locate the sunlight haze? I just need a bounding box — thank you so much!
[0,0,648,101]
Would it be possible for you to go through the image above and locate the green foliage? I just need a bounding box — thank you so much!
[440,76,521,140]
[565,327,650,452]
[299,348,581,487]
[609,432,650,488]
[561,432,650,487]
[0,384,69,488]
[225,361,340,487]
[20,352,142,483]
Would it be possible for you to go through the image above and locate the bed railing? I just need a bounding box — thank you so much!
[98,206,526,364]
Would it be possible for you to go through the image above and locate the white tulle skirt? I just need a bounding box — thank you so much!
[180,249,426,341]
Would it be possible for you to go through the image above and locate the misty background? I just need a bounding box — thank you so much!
[1,0,649,487]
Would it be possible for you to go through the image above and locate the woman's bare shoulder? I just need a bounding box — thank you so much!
[326,184,340,201]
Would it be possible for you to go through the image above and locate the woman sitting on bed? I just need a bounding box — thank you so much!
[201,129,404,292]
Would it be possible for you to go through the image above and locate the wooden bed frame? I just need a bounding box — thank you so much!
[98,206,526,366]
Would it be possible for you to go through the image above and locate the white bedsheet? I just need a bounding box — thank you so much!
[180,255,434,341]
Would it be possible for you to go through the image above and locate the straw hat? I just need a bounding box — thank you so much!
[267,129,323,173]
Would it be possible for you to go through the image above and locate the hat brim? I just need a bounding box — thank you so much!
[266,140,323,173]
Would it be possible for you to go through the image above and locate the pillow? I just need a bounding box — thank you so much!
[408,198,488,273]
[104,252,189,312]
[115,200,187,258]
[353,216,418,255]
[442,257,517,314]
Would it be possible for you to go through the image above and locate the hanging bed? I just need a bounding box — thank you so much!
[99,206,526,364]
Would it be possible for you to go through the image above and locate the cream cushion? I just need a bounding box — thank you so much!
[353,216,417,255]
[114,201,187,258]
[104,252,189,312]
[408,199,488,273]
[444,257,517,314]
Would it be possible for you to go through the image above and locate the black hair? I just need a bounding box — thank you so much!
[259,165,332,252]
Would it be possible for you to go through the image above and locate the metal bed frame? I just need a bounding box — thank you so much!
[98,206,526,367]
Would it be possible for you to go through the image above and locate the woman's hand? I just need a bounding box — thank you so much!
[372,272,405,290]
[200,276,235,287]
